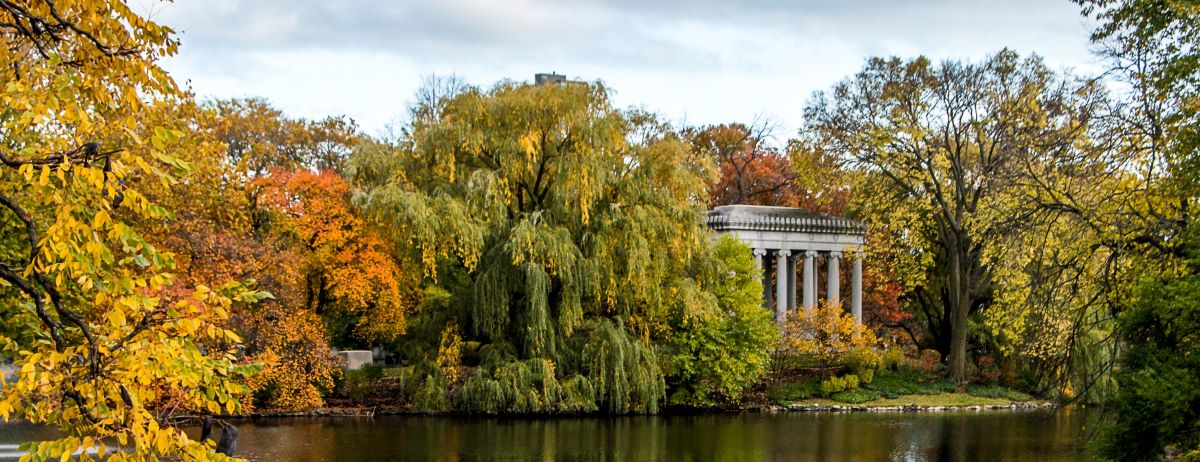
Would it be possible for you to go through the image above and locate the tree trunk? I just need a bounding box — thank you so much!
[948,244,970,386]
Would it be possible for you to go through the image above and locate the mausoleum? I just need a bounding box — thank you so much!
[706,205,866,324]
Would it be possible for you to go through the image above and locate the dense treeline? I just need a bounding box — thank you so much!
[0,0,1196,460]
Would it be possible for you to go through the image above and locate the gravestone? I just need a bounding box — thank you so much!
[337,350,374,370]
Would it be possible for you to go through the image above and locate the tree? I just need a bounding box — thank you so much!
[1098,247,1200,461]
[687,121,800,207]
[211,98,361,177]
[1077,1,1200,458]
[256,169,419,345]
[0,1,261,459]
[351,80,716,413]
[801,50,1103,384]
[139,102,382,411]
[665,235,777,406]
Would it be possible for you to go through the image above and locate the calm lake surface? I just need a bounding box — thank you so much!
[0,409,1098,461]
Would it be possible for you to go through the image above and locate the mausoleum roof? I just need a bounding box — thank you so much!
[706,205,866,235]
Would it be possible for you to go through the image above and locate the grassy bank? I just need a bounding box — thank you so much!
[277,363,1043,417]
[787,393,1028,408]
[763,366,1035,408]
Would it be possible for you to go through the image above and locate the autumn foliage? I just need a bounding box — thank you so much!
[256,169,419,344]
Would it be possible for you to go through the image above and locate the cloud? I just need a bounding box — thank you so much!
[143,0,1102,134]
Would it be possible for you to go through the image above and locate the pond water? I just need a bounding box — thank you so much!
[0,409,1098,461]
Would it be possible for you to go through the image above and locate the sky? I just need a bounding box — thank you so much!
[139,0,1103,141]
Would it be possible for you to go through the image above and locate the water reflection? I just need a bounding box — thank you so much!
[0,409,1095,461]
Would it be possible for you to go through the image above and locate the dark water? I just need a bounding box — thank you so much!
[0,409,1098,461]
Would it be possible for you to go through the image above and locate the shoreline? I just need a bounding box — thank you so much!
[236,400,1059,419]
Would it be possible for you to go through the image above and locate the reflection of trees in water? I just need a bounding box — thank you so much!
[182,411,1092,461]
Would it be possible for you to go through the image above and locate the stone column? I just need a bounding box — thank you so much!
[775,250,791,323]
[827,251,842,308]
[852,250,863,324]
[754,248,769,309]
[802,250,817,314]
[786,253,797,311]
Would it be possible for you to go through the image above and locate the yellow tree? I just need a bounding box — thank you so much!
[0,2,261,460]
[138,102,353,412]
[802,50,1105,385]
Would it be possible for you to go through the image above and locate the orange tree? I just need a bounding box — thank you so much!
[0,1,264,460]
[686,122,805,208]
[256,169,420,345]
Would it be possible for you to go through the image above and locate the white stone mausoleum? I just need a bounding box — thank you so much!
[706,205,866,324]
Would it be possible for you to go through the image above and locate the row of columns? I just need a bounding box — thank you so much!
[754,248,863,324]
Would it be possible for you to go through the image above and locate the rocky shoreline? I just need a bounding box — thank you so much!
[238,400,1058,419]
[754,401,1057,414]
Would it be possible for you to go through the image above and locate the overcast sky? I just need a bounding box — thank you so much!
[141,0,1102,140]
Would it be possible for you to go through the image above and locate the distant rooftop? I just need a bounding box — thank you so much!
[534,72,587,86]
[535,73,566,85]
[707,205,866,235]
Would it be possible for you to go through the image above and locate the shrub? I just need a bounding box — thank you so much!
[436,323,463,383]
[917,349,942,372]
[667,236,778,407]
[845,347,881,384]
[774,301,883,386]
[780,302,880,369]
[930,378,959,393]
[819,374,861,396]
[359,363,385,380]
[858,368,875,384]
[831,388,881,404]
[460,358,598,414]
[820,376,844,396]
[414,369,451,412]
[882,347,907,371]
[974,355,1001,384]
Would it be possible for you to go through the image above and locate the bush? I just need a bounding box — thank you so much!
[820,376,843,396]
[844,374,860,390]
[882,348,906,371]
[974,355,1001,384]
[845,347,880,383]
[359,363,385,380]
[766,378,822,403]
[460,358,598,414]
[819,374,861,396]
[917,349,942,372]
[339,364,386,403]
[779,302,880,370]
[666,236,778,406]
[831,388,881,404]
[414,370,451,412]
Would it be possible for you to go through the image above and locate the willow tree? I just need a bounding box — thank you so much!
[352,80,713,413]
[802,50,1104,384]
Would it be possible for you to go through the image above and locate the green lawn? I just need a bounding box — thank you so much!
[767,366,1039,408]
